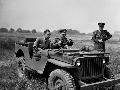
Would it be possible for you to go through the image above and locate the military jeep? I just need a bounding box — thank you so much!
[15,38,120,90]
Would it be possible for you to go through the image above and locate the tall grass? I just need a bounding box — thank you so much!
[0,37,15,61]
[0,34,47,90]
[0,62,47,90]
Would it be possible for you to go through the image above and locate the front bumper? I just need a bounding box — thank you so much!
[80,77,120,90]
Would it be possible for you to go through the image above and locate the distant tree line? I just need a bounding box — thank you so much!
[0,27,93,35]
[52,29,88,35]
[0,27,37,34]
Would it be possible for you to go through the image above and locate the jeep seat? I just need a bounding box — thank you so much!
[25,38,36,43]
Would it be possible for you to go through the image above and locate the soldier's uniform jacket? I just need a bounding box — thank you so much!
[92,30,112,52]
[51,37,73,49]
[60,37,73,48]
[33,37,51,50]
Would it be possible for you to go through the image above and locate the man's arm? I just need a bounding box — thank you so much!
[67,39,73,46]
[50,39,61,49]
[33,37,40,47]
[106,30,112,40]
[102,30,112,41]
[91,31,99,43]
[33,37,43,52]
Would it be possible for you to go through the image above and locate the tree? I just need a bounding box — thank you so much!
[22,30,31,33]
[16,28,22,33]
[0,28,8,33]
[52,29,81,35]
[32,29,37,34]
[9,28,15,33]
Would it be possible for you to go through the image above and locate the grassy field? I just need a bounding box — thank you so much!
[0,32,120,90]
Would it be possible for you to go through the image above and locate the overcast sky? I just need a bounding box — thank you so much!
[0,0,120,33]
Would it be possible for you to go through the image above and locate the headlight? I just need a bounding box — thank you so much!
[103,59,106,64]
[76,60,81,66]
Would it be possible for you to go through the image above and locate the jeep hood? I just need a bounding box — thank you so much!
[49,49,109,65]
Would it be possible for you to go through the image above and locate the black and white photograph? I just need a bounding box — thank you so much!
[0,0,120,90]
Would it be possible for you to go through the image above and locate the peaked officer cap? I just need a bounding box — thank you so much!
[59,29,67,33]
[98,23,105,27]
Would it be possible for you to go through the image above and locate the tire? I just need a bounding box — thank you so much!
[104,66,115,90]
[24,69,33,80]
[104,66,114,79]
[111,86,115,90]
[48,69,76,90]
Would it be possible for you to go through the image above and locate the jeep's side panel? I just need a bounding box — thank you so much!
[32,50,48,74]
[48,59,74,68]
[15,43,34,69]
[49,50,74,65]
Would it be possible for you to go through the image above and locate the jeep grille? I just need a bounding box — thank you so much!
[81,57,103,78]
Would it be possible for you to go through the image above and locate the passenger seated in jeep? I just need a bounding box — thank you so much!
[33,29,51,57]
[51,29,73,49]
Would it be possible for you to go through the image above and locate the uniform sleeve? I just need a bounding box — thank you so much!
[91,31,99,43]
[107,31,112,40]
[103,30,112,41]
[51,43,60,49]
[33,37,42,48]
[67,39,73,46]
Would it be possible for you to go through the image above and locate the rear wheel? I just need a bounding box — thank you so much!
[48,69,76,90]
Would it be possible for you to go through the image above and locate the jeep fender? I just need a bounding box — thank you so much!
[47,59,75,68]
[45,58,81,88]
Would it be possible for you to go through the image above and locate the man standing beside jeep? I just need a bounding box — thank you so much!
[51,29,74,49]
[92,23,112,52]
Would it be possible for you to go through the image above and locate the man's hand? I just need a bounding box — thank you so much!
[57,41,62,46]
[68,39,72,42]
[64,45,68,49]
[33,46,38,51]
[98,39,103,42]
[58,41,61,44]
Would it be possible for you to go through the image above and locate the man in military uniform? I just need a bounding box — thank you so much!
[52,29,73,49]
[92,23,112,52]
[33,29,51,57]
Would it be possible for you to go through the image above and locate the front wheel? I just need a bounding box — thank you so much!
[104,66,115,90]
[104,66,115,79]
[48,69,76,90]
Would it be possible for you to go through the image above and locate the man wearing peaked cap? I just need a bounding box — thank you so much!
[91,23,112,52]
[59,29,67,33]
[59,29,67,40]
[51,29,73,49]
[98,23,105,27]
